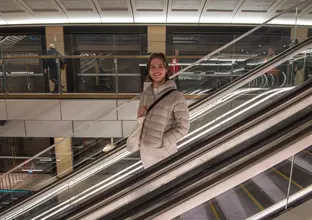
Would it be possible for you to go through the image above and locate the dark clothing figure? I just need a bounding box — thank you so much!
[44,47,62,93]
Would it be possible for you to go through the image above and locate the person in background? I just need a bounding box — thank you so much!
[266,47,281,87]
[169,49,181,89]
[170,49,181,75]
[267,47,276,58]
[137,53,190,169]
[44,44,66,93]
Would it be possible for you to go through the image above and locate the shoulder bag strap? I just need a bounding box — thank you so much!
[146,89,176,115]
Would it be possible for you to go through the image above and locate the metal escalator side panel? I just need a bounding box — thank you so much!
[149,127,312,220]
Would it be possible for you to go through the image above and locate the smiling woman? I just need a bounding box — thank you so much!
[135,53,190,169]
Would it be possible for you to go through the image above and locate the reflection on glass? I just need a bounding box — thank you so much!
[74,57,116,93]
[180,51,312,145]
[4,59,46,93]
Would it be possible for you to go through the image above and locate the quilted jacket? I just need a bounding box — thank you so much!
[139,79,190,168]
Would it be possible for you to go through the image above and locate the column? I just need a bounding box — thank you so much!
[148,26,166,53]
[45,26,67,92]
[291,27,308,85]
[54,137,73,178]
[291,27,308,43]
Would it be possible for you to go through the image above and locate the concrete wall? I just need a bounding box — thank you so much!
[0,99,139,138]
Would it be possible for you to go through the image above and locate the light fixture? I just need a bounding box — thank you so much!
[22,169,43,172]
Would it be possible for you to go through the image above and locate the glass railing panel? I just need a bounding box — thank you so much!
[2,58,47,93]
[186,51,312,137]
[72,57,116,93]
[176,145,312,220]
[116,57,147,94]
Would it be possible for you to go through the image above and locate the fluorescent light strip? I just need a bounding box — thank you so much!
[179,88,293,149]
[5,151,132,220]
[189,89,201,95]
[198,89,212,95]
[247,61,266,66]
[32,204,71,220]
[31,162,143,220]
[182,89,283,144]
[190,88,265,120]
[72,164,143,205]
[190,90,241,120]
[21,169,43,172]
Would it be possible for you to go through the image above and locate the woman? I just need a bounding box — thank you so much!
[138,53,190,169]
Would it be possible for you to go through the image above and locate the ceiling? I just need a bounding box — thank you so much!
[0,0,311,26]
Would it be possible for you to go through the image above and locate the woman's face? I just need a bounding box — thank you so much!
[149,58,168,83]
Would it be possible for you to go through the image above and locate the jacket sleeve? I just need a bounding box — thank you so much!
[139,93,145,107]
[163,95,190,145]
[137,92,147,118]
[56,50,67,65]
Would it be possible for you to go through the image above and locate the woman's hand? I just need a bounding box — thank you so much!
[138,106,147,117]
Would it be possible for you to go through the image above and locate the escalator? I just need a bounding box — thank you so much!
[122,148,312,220]
[103,117,312,220]
[10,39,312,220]
[69,77,312,220]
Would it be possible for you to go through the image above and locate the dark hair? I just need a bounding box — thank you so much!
[146,53,171,82]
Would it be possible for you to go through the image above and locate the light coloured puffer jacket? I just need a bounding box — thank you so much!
[139,80,190,168]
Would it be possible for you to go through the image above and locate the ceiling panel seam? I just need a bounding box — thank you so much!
[231,0,248,23]
[198,0,208,23]
[130,0,136,22]
[166,0,169,23]
[299,0,312,17]
[15,0,33,15]
[53,0,70,22]
[265,0,286,21]
[91,0,103,22]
